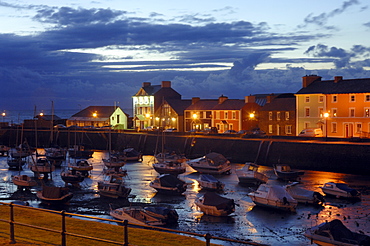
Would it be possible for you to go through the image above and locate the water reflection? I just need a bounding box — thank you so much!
[0,150,369,246]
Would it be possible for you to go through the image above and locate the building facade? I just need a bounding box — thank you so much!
[296,75,370,138]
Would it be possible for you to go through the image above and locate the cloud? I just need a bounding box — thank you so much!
[300,0,360,29]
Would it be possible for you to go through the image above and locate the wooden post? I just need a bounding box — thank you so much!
[61,211,66,246]
[9,203,16,244]
[204,233,212,246]
[123,220,129,246]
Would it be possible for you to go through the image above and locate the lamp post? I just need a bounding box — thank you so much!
[323,112,329,138]
[192,113,198,130]
[2,111,5,122]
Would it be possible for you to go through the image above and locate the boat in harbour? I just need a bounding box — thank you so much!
[196,174,225,191]
[273,164,304,181]
[152,160,187,175]
[12,174,38,189]
[284,182,325,205]
[248,184,298,212]
[195,192,235,216]
[304,219,370,246]
[149,174,187,195]
[187,152,231,175]
[61,169,85,186]
[110,206,178,226]
[97,174,131,199]
[68,159,93,176]
[7,156,26,169]
[36,186,73,205]
[235,162,268,186]
[320,182,361,199]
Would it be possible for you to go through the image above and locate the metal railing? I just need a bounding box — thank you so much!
[0,202,268,246]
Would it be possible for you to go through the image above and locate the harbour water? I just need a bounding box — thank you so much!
[0,151,369,246]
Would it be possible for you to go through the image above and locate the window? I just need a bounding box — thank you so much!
[216,111,220,119]
[285,112,289,120]
[285,125,292,134]
[350,94,356,102]
[366,94,370,102]
[319,107,323,117]
[117,114,120,124]
[332,108,337,117]
[366,108,370,117]
[232,111,236,119]
[305,107,310,117]
[350,108,355,117]
[229,124,233,130]
[356,123,362,133]
[305,96,310,103]
[269,112,273,120]
[216,123,220,130]
[277,112,281,120]
[319,96,324,103]
[304,122,310,129]
[224,112,228,119]
[268,125,273,133]
[332,122,337,133]
[332,95,338,102]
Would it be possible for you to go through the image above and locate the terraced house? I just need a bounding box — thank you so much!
[296,75,370,138]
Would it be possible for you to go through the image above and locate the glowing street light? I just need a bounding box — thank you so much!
[2,111,5,122]
[93,112,97,117]
[324,112,329,138]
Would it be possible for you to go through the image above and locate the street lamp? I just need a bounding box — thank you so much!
[323,112,329,138]
[192,113,198,130]
[2,111,5,122]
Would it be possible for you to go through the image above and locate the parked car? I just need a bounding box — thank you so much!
[142,126,157,131]
[53,124,66,129]
[163,128,177,132]
[298,128,323,137]
[223,130,237,134]
[203,127,218,134]
[241,129,267,138]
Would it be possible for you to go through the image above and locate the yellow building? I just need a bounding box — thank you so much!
[296,75,370,138]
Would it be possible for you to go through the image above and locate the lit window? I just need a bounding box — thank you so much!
[285,125,292,134]
[277,112,281,121]
[269,112,273,120]
[319,107,323,117]
[268,125,273,133]
[356,123,362,133]
[332,109,337,117]
[365,108,370,117]
[285,112,289,120]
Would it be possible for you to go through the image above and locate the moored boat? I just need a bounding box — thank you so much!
[68,159,93,176]
[195,192,235,216]
[61,169,85,186]
[284,182,325,205]
[118,148,143,162]
[273,164,304,181]
[97,174,131,199]
[12,174,38,188]
[236,162,268,186]
[7,156,26,169]
[187,152,231,175]
[197,174,225,191]
[304,219,370,246]
[36,186,73,205]
[149,174,187,195]
[152,160,187,175]
[248,184,298,212]
[30,157,55,174]
[320,182,361,199]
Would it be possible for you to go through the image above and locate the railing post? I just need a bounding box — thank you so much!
[9,203,16,244]
[204,233,212,246]
[61,210,66,246]
[123,219,129,246]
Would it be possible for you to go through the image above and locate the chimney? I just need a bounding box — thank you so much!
[302,75,321,88]
[192,97,200,104]
[218,95,228,104]
[245,95,256,103]
[334,76,343,83]
[266,94,276,103]
[142,82,151,87]
[161,81,171,88]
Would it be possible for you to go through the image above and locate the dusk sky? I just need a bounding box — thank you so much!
[1,0,370,114]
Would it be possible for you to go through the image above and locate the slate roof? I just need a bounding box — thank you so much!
[165,99,192,116]
[35,115,61,121]
[140,85,162,95]
[212,99,246,110]
[296,78,370,94]
[185,100,219,110]
[71,106,118,118]
[260,94,296,111]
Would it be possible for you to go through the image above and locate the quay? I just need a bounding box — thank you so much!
[1,128,369,175]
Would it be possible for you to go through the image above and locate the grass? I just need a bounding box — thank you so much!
[0,204,218,246]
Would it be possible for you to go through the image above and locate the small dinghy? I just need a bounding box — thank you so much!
[187,152,231,175]
[195,192,235,216]
[197,174,225,191]
[236,162,268,186]
[273,164,304,181]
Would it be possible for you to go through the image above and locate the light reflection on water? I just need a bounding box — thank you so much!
[0,150,369,246]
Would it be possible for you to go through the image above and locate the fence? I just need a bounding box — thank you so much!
[0,202,267,246]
